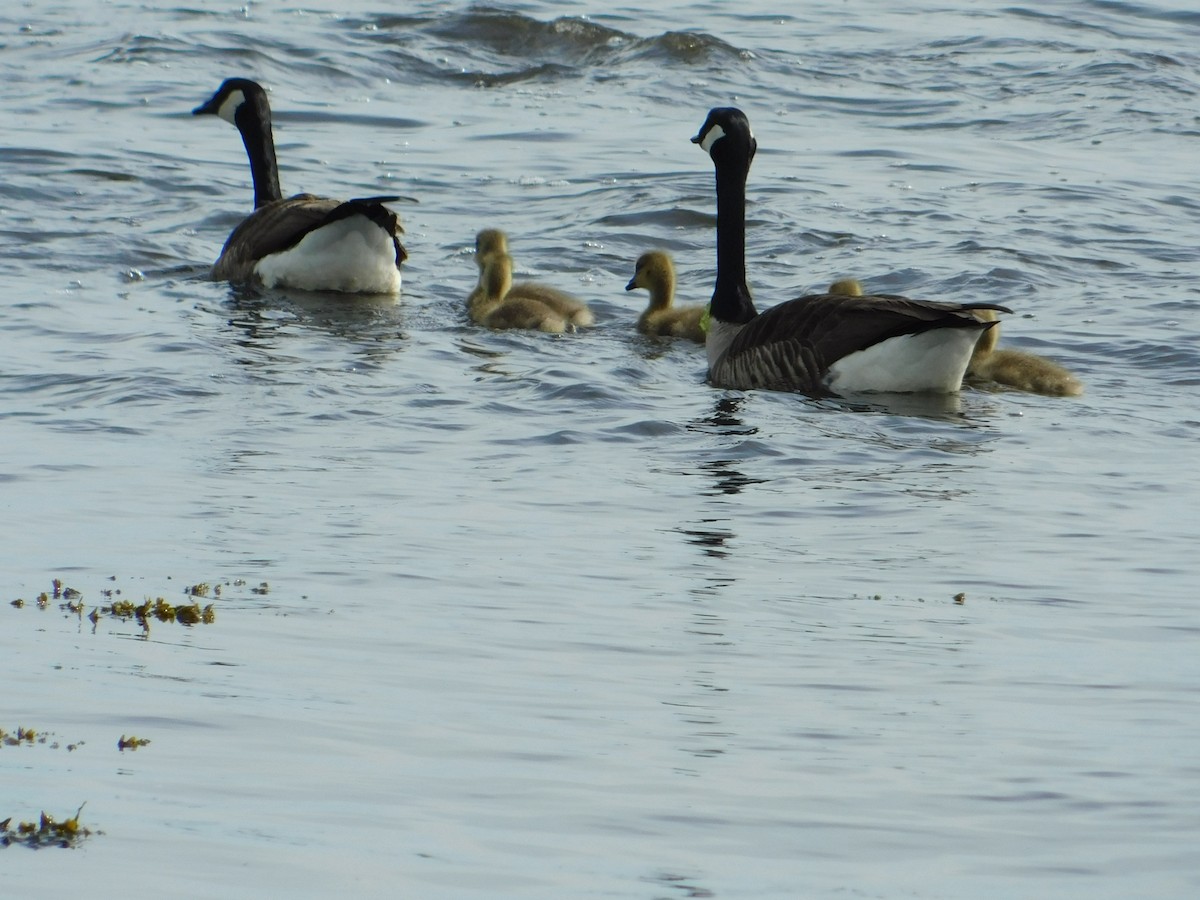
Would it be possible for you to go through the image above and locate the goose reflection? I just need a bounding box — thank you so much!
[678,519,735,558]
[686,395,756,437]
[218,284,408,370]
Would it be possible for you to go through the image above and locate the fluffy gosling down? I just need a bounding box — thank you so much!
[468,230,594,333]
[469,251,570,333]
[692,106,1011,396]
[965,308,1084,396]
[193,78,406,294]
[626,251,707,343]
[830,278,1082,396]
[473,229,594,329]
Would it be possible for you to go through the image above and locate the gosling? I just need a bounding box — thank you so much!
[474,229,594,328]
[626,250,707,343]
[966,308,1084,396]
[468,250,571,334]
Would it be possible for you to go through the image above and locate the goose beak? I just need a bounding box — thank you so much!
[689,131,703,144]
[192,98,219,116]
[625,277,637,291]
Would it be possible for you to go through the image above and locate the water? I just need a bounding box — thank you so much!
[2,0,1198,895]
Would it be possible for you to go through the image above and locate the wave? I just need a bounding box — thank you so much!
[359,6,743,86]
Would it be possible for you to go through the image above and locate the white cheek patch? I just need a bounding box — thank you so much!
[217,90,245,126]
[699,123,726,154]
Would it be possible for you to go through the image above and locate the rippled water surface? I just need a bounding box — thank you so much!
[3,1,1199,896]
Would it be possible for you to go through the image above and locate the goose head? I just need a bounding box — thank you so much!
[625,250,674,294]
[691,107,757,169]
[193,77,269,130]
[475,228,509,264]
[194,77,281,209]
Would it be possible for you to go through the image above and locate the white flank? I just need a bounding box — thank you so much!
[255,215,401,294]
[699,123,726,154]
[825,328,981,394]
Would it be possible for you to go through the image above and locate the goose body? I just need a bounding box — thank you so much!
[692,107,1010,396]
[193,78,405,294]
[626,250,707,343]
[468,244,570,334]
[474,229,594,328]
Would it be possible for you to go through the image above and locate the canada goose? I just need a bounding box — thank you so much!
[474,229,594,327]
[625,250,707,343]
[468,249,570,333]
[193,78,406,293]
[965,309,1084,396]
[691,107,1011,395]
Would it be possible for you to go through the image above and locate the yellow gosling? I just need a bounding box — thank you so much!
[626,250,707,343]
[828,278,864,297]
[474,229,593,327]
[966,308,1083,396]
[468,250,569,334]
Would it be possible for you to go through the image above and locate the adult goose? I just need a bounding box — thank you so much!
[626,250,707,343]
[193,78,406,293]
[692,107,1011,395]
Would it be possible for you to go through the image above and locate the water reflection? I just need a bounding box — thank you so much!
[677,520,734,558]
[686,395,756,437]
[214,283,409,370]
[643,870,716,899]
[832,389,964,420]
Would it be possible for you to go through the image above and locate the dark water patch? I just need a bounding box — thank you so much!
[608,29,749,67]
[425,8,629,60]
[595,206,714,230]
[363,6,745,88]
[280,110,427,132]
[454,61,579,87]
[1003,6,1126,40]
[466,128,577,143]
[1085,0,1200,28]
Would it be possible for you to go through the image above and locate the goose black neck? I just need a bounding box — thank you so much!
[235,97,283,208]
[711,157,757,325]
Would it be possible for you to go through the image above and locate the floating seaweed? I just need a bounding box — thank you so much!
[0,726,82,752]
[4,575,273,630]
[1,726,41,747]
[1,804,94,848]
[117,735,151,751]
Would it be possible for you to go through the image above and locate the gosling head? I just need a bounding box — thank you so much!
[828,278,865,297]
[626,250,674,292]
[474,229,509,265]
